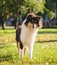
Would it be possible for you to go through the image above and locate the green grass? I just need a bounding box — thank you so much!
[0,28,57,65]
[38,28,57,34]
[0,28,57,34]
[0,43,57,65]
[0,28,15,34]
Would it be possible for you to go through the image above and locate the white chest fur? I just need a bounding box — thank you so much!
[20,23,38,46]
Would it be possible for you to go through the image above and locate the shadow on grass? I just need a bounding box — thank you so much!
[0,55,12,62]
[38,31,57,34]
[37,40,57,43]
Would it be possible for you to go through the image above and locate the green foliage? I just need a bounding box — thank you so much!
[0,0,57,21]
[45,0,57,19]
[0,0,46,17]
[47,11,55,19]
[23,0,46,13]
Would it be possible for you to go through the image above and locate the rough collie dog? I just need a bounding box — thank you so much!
[16,13,42,59]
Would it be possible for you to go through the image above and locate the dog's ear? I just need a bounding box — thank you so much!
[25,14,32,26]
[26,13,36,20]
[27,14,32,19]
[37,16,42,28]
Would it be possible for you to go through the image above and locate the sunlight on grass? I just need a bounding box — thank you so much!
[0,28,57,65]
[0,43,57,65]
[0,28,15,34]
[0,28,57,43]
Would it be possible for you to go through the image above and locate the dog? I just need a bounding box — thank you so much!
[16,13,42,59]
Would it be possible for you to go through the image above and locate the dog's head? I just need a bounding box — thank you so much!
[25,13,42,30]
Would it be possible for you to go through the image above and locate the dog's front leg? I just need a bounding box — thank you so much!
[28,45,33,59]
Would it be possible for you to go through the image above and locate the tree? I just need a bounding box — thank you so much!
[44,0,57,19]
[0,0,46,29]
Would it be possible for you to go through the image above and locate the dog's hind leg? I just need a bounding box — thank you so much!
[24,48,26,55]
[17,42,24,58]
[17,42,20,55]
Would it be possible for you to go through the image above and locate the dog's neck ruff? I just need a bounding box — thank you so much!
[20,20,38,46]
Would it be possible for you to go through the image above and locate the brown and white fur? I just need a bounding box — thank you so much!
[16,13,42,59]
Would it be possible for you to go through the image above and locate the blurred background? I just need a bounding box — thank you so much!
[0,0,57,65]
[0,0,57,29]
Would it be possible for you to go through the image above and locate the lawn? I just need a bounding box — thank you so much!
[0,28,57,65]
